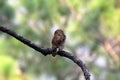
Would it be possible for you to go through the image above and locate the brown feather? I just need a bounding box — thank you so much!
[51,29,66,57]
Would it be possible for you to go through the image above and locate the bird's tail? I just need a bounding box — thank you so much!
[52,48,58,57]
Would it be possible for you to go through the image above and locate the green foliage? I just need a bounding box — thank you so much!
[3,5,15,20]
[0,0,14,25]
[0,0,6,8]
[20,0,36,13]
[0,55,15,79]
[103,10,120,37]
[0,0,120,79]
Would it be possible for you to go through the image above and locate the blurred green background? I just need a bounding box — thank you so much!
[0,0,120,80]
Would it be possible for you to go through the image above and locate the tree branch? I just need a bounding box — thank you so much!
[0,25,90,80]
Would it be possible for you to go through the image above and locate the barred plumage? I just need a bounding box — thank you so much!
[52,29,66,57]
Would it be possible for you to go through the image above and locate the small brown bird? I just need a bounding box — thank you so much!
[52,29,66,57]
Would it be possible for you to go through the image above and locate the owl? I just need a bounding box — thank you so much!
[52,29,66,57]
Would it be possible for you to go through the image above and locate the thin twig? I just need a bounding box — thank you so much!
[0,25,90,80]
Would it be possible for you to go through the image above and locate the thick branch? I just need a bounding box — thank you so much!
[0,25,90,80]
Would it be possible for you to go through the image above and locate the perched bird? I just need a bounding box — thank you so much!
[52,29,66,57]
